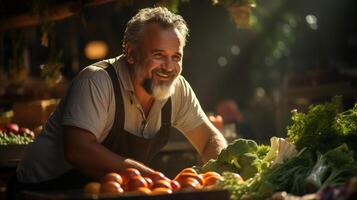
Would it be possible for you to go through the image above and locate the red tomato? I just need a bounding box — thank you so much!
[180,167,198,175]
[151,187,173,195]
[147,171,169,182]
[153,179,172,190]
[100,181,123,194]
[125,175,148,191]
[84,182,101,195]
[204,175,224,186]
[135,187,152,195]
[5,123,19,133]
[101,172,123,185]
[179,177,202,190]
[120,168,141,183]
[202,171,221,179]
[175,172,204,186]
[144,177,153,189]
[170,180,181,192]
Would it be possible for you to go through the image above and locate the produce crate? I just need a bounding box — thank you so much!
[13,99,59,130]
[0,144,28,167]
[21,189,229,200]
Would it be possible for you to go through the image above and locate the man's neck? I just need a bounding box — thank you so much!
[130,74,154,117]
[136,86,155,117]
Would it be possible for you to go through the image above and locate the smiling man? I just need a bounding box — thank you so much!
[8,7,227,197]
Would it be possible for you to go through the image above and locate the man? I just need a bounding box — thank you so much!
[8,7,227,196]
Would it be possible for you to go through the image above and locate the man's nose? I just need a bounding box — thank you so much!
[162,57,175,71]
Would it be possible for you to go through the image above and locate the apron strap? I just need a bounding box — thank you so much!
[102,62,124,149]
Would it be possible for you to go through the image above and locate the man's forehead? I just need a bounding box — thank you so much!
[142,23,184,44]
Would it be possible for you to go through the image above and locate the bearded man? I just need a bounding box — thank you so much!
[8,7,227,197]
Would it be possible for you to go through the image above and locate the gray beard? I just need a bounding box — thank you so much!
[141,78,177,100]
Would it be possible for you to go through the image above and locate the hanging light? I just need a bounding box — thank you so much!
[84,40,108,60]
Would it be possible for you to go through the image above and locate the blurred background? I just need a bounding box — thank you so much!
[1,0,357,143]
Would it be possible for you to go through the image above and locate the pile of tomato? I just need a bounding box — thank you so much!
[84,167,226,196]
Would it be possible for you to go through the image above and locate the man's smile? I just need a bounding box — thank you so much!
[153,68,176,81]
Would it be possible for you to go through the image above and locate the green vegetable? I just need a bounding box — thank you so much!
[216,138,263,180]
[0,132,33,145]
[256,144,270,160]
[218,149,314,200]
[201,159,239,174]
[305,144,357,192]
[304,152,330,192]
[218,138,258,166]
[287,96,357,155]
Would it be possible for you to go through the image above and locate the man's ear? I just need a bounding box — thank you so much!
[124,43,135,64]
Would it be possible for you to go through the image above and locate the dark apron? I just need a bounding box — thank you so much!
[102,62,172,164]
[6,61,175,198]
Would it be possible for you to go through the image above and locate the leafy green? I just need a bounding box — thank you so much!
[217,138,263,180]
[201,159,239,174]
[256,144,270,160]
[287,96,357,155]
[305,144,357,192]
[218,149,314,200]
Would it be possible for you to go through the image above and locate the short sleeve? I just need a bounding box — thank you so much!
[172,77,208,133]
[61,68,112,140]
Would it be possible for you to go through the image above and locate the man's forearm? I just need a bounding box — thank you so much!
[201,131,227,163]
[63,126,155,178]
[67,141,154,178]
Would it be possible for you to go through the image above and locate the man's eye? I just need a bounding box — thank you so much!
[153,54,163,58]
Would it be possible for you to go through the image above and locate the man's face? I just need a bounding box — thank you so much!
[127,23,184,100]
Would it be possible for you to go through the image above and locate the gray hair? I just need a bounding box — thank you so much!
[122,7,189,53]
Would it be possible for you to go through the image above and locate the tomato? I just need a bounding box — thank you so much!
[120,168,141,184]
[100,181,123,194]
[153,179,172,190]
[135,187,152,195]
[202,171,221,179]
[101,172,123,185]
[125,175,148,191]
[170,180,181,191]
[174,168,197,180]
[84,182,101,195]
[144,177,153,189]
[151,187,173,195]
[147,171,169,182]
[179,177,202,190]
[203,175,224,186]
[18,128,35,138]
[5,123,19,133]
[175,172,204,186]
[180,167,197,175]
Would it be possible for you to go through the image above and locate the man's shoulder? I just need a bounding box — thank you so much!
[76,58,120,80]
[174,75,193,93]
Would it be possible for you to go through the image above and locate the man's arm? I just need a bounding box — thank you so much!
[184,119,227,163]
[63,125,155,178]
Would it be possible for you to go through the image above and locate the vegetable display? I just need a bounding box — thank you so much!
[0,123,34,145]
[201,97,357,200]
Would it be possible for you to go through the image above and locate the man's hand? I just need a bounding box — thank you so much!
[63,125,155,178]
[184,119,227,163]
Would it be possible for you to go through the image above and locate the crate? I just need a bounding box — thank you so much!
[13,99,59,130]
[21,189,230,200]
[0,144,28,168]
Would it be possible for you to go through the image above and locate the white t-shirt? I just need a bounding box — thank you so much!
[16,55,208,183]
